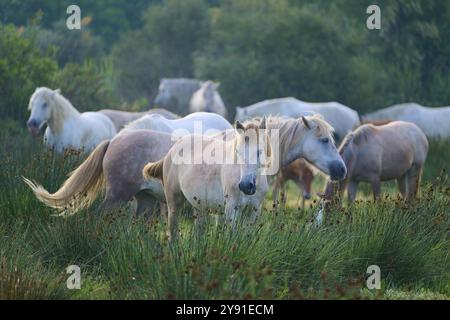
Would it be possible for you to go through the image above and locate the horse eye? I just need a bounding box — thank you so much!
[321,138,329,144]
[42,103,48,108]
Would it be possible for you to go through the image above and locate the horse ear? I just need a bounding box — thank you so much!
[235,120,245,131]
[260,116,266,130]
[302,116,311,129]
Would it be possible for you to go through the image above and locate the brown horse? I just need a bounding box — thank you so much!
[323,121,428,203]
[273,159,314,209]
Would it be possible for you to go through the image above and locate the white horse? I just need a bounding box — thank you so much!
[235,97,360,140]
[361,103,450,139]
[122,111,232,135]
[190,81,228,118]
[26,87,116,153]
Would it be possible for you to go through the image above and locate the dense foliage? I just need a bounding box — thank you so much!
[1,0,450,122]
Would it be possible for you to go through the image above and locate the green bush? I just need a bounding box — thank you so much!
[195,0,361,115]
[111,0,210,102]
[0,24,58,122]
[51,60,118,111]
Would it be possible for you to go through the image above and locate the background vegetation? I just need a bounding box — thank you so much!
[1,0,450,121]
[0,0,449,299]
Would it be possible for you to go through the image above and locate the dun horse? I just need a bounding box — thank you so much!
[322,121,428,204]
[143,115,346,239]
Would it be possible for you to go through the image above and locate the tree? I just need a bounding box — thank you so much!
[0,24,58,122]
[111,0,210,102]
[195,0,360,114]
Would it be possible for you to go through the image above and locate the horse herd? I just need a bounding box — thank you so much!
[23,80,449,237]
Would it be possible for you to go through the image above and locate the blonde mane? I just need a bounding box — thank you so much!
[243,114,334,165]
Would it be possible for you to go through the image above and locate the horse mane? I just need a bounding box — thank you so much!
[357,119,392,128]
[244,114,334,165]
[29,87,80,134]
[339,124,375,154]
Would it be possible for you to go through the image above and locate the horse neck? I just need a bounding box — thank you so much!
[277,122,307,167]
[47,95,81,134]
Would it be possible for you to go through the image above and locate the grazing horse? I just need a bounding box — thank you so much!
[322,121,428,204]
[235,97,360,140]
[273,159,315,209]
[143,120,271,238]
[121,112,232,135]
[99,108,179,131]
[361,103,450,139]
[143,115,347,239]
[26,87,117,153]
[189,81,228,118]
[23,113,232,217]
[154,78,203,116]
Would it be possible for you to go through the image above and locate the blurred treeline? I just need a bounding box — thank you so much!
[1,0,450,123]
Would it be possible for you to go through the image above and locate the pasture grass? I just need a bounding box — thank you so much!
[0,129,448,299]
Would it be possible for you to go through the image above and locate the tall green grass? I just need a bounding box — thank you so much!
[0,129,448,299]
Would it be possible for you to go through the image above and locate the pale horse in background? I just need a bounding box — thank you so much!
[189,81,228,118]
[235,97,360,140]
[121,112,232,135]
[361,103,450,139]
[26,87,116,153]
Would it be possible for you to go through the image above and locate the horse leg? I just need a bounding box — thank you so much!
[347,180,359,204]
[272,174,283,209]
[369,177,381,201]
[135,191,159,219]
[165,190,185,242]
[396,174,408,199]
[194,209,207,235]
[294,179,306,209]
[224,198,239,229]
[249,205,262,223]
[406,164,423,199]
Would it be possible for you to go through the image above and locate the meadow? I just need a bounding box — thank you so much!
[0,129,448,300]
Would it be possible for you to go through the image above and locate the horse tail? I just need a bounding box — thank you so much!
[142,158,164,183]
[23,140,110,216]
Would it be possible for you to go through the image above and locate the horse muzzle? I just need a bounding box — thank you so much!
[238,177,256,195]
[328,160,347,181]
[27,119,41,136]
